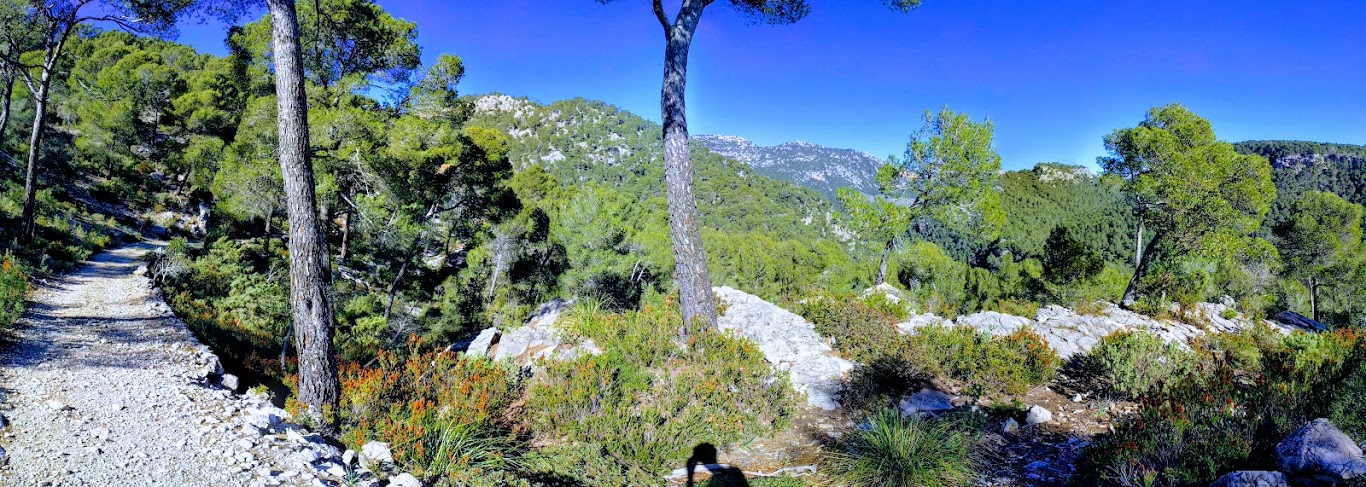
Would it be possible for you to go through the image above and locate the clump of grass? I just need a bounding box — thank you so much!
[825,409,979,487]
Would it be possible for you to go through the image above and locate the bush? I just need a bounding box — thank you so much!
[339,339,522,481]
[527,297,793,484]
[0,253,28,331]
[1089,330,1196,399]
[1077,329,1366,486]
[909,325,1061,397]
[795,292,908,365]
[824,408,979,487]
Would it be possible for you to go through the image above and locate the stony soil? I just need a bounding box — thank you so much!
[0,244,319,487]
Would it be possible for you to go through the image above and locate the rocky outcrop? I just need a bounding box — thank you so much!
[897,301,1309,359]
[1276,419,1366,486]
[1210,471,1289,487]
[457,299,601,366]
[714,287,854,410]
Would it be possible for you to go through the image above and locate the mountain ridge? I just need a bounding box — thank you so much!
[694,134,887,199]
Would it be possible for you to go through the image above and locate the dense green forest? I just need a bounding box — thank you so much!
[1,1,1364,485]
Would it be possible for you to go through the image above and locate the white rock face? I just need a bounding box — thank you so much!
[714,287,854,410]
[898,301,1306,359]
[464,327,499,358]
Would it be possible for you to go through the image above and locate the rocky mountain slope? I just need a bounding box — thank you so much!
[694,134,886,199]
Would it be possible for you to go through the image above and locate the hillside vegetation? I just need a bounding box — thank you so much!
[0,1,1363,486]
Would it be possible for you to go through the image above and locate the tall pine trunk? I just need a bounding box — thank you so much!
[266,0,340,435]
[20,71,51,242]
[661,4,716,336]
[1309,277,1319,323]
[1122,231,1162,307]
[876,238,895,286]
[0,68,12,151]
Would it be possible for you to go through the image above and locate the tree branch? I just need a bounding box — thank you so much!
[652,0,670,35]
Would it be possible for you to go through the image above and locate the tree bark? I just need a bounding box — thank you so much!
[1309,277,1319,323]
[1122,231,1162,307]
[1134,220,1143,269]
[876,238,894,286]
[20,70,51,242]
[660,2,717,336]
[338,208,350,263]
[0,68,12,151]
[266,0,340,436]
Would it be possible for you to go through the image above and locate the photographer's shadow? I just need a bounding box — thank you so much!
[685,443,750,487]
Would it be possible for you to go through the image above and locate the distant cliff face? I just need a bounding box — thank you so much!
[694,134,886,199]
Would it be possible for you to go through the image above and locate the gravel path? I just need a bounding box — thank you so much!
[0,243,322,486]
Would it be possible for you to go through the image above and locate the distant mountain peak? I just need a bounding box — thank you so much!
[694,135,885,199]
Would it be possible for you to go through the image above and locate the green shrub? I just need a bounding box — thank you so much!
[1077,329,1366,486]
[1090,330,1196,399]
[824,409,978,487]
[1328,361,1366,441]
[0,253,28,331]
[795,292,909,365]
[527,297,794,483]
[909,325,1060,397]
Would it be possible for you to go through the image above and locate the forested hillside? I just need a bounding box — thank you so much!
[1,1,1365,486]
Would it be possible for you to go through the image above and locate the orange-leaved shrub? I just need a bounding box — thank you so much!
[340,338,522,481]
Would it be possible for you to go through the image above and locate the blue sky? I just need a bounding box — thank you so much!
[174,0,1366,170]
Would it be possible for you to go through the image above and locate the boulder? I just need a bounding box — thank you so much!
[1026,405,1053,425]
[389,473,423,487]
[244,406,290,432]
[463,328,499,358]
[359,441,394,470]
[1003,418,1020,434]
[715,287,854,410]
[1276,418,1366,485]
[492,300,571,362]
[1210,471,1288,487]
[218,373,240,391]
[898,389,955,416]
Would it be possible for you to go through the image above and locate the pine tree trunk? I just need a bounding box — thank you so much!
[661,5,716,337]
[266,0,339,436]
[876,238,894,285]
[1134,220,1144,268]
[339,208,351,263]
[1309,277,1319,323]
[21,71,51,242]
[0,68,12,151]
[1122,231,1162,307]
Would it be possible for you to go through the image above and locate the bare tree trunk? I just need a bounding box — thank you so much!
[20,72,51,242]
[338,208,350,263]
[1134,220,1143,268]
[0,69,12,151]
[1122,231,1162,307]
[1309,277,1319,323]
[661,3,716,336]
[263,209,273,254]
[266,0,339,436]
[876,238,894,286]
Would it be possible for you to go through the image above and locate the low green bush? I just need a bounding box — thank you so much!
[795,291,908,365]
[527,297,794,484]
[1077,329,1366,486]
[910,325,1060,397]
[0,253,28,331]
[1089,330,1196,399]
[824,408,979,487]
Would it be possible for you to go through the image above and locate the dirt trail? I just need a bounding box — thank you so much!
[0,243,303,486]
